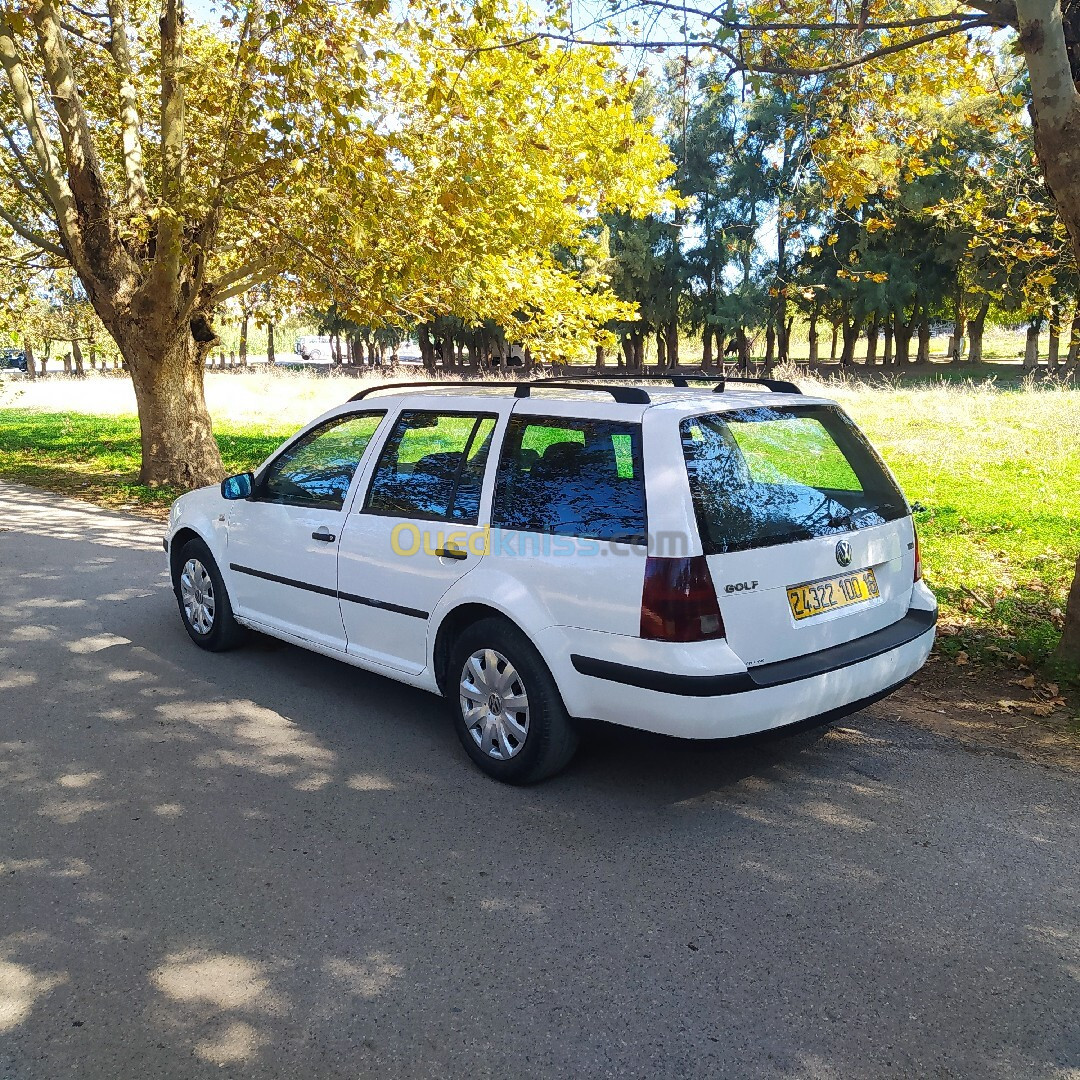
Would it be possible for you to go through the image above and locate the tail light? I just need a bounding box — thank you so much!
[640,555,726,642]
[913,526,923,581]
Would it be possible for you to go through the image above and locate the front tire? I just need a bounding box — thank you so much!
[173,538,245,652]
[448,617,578,783]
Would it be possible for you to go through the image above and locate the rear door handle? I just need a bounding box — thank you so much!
[312,528,336,543]
[434,545,467,561]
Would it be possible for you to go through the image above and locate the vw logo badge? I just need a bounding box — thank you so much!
[835,539,853,567]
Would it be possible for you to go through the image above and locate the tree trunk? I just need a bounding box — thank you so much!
[840,309,860,367]
[701,327,712,369]
[865,316,880,366]
[1024,321,1040,370]
[829,324,838,363]
[655,329,667,369]
[948,287,965,363]
[1048,304,1062,369]
[124,326,224,487]
[883,323,894,366]
[62,351,73,375]
[764,322,776,370]
[267,322,276,365]
[239,315,249,365]
[776,303,790,365]
[893,312,913,366]
[735,328,750,372]
[1058,554,1080,669]
[1067,306,1080,368]
[418,325,436,372]
[24,341,35,379]
[916,315,931,364]
[808,309,818,367]
[967,299,989,364]
[665,318,680,369]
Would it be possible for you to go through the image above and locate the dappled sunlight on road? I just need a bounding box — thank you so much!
[0,671,36,689]
[322,954,404,1000]
[152,950,278,1010]
[345,772,398,792]
[157,698,339,790]
[0,957,66,1033]
[0,483,163,550]
[66,632,132,654]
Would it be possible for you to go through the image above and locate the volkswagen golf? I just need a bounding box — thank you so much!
[165,376,936,783]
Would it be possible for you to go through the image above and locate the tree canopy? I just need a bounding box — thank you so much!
[0,0,674,483]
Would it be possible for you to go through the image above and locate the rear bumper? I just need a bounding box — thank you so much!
[542,601,936,740]
[571,607,935,696]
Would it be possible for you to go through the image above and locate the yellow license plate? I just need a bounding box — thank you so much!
[787,568,879,621]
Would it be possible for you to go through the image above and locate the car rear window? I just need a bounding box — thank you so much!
[492,416,646,542]
[681,405,906,554]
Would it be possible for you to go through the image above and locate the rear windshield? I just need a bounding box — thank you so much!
[681,405,907,555]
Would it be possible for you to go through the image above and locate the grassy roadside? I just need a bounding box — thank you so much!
[1,376,1078,679]
[823,378,1080,677]
[0,409,287,514]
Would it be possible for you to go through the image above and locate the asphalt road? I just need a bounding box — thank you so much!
[1,481,1077,1080]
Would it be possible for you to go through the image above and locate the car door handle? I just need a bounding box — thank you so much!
[434,545,468,561]
[312,529,336,542]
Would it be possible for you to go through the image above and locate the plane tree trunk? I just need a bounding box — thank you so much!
[105,311,223,487]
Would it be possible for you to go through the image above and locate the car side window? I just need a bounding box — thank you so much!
[363,411,497,523]
[258,412,386,511]
[492,416,647,543]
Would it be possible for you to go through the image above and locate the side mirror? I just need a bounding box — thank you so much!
[221,472,254,500]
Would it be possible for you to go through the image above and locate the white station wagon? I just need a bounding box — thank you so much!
[166,376,936,782]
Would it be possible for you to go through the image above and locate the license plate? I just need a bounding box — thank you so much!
[787,568,879,622]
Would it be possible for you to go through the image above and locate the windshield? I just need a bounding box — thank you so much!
[681,405,907,555]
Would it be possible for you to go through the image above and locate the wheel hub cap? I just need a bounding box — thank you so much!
[460,648,530,760]
[179,558,216,636]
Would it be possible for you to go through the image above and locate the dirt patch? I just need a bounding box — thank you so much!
[881,658,1080,770]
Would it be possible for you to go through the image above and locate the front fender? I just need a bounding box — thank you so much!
[166,486,229,574]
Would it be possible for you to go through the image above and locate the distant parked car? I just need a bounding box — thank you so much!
[0,347,27,372]
[291,336,335,364]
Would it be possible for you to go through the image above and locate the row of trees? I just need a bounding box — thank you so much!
[602,58,1080,373]
[301,52,1080,377]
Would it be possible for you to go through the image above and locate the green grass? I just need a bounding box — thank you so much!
[1,380,1078,675]
[0,410,293,514]
[827,379,1080,672]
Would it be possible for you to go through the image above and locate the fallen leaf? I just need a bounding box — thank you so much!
[1011,674,1037,689]
[955,651,969,666]
[1045,682,1059,697]
[1030,702,1056,717]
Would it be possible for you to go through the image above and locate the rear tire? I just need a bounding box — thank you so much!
[448,617,579,784]
[173,538,245,652]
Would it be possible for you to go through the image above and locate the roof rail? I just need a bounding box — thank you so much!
[711,375,801,395]
[538,372,802,395]
[346,379,650,405]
